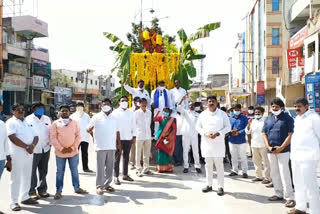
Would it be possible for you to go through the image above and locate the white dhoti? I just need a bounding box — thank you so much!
[292,160,320,214]
[10,149,33,205]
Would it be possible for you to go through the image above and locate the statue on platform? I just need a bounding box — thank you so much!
[139,27,164,53]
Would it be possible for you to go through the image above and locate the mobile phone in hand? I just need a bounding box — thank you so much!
[271,147,276,152]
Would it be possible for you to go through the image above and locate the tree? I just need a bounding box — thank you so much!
[50,70,75,89]
[176,22,221,89]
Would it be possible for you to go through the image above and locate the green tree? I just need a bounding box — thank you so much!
[176,22,221,89]
[50,70,75,89]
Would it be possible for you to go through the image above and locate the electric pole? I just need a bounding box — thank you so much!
[83,69,89,108]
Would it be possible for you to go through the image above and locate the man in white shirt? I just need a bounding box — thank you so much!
[0,119,11,214]
[133,98,153,177]
[170,80,188,110]
[70,102,92,173]
[288,98,320,214]
[124,74,151,108]
[6,103,39,211]
[245,107,271,184]
[25,103,52,200]
[196,96,231,196]
[87,98,118,195]
[112,96,135,185]
[177,96,201,173]
[129,97,141,170]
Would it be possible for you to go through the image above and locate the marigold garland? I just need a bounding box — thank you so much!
[129,52,180,90]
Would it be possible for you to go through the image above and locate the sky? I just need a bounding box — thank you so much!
[5,0,254,82]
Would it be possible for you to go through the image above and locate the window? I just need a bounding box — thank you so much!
[90,80,93,85]
[272,0,279,11]
[95,80,98,85]
[272,28,280,45]
[71,77,73,81]
[76,77,78,82]
[272,57,279,74]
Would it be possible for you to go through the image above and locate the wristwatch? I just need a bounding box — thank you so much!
[25,145,30,150]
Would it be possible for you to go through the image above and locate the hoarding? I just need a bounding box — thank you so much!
[305,73,320,113]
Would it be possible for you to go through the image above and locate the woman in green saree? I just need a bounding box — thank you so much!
[154,108,177,173]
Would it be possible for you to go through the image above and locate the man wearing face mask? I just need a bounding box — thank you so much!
[112,96,135,185]
[288,97,320,214]
[245,107,271,184]
[87,98,119,195]
[129,97,141,170]
[177,95,201,174]
[124,74,151,109]
[246,106,255,158]
[262,98,295,208]
[70,102,92,173]
[170,80,188,111]
[228,104,249,178]
[50,105,88,200]
[25,103,52,200]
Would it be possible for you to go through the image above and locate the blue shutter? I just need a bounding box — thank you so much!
[272,0,279,11]
[272,28,280,45]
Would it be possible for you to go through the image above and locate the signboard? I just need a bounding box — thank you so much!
[32,75,49,89]
[290,66,304,83]
[54,87,72,106]
[3,73,26,91]
[256,81,265,104]
[305,73,320,113]
[287,48,304,69]
[8,61,27,76]
[288,26,308,49]
[33,60,51,79]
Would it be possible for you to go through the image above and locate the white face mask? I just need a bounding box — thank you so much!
[195,106,201,111]
[272,110,282,116]
[120,101,128,109]
[159,86,165,91]
[62,118,70,125]
[248,110,254,114]
[102,105,112,113]
[76,106,84,114]
[255,115,263,120]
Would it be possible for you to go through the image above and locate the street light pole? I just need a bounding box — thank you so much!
[24,39,33,104]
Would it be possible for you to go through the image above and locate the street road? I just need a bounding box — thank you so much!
[0,144,319,214]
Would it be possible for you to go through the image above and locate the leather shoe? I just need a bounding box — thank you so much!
[229,172,238,176]
[202,186,212,193]
[242,173,248,178]
[217,188,224,196]
[265,183,274,188]
[287,208,307,214]
[252,178,263,182]
[21,198,39,205]
[196,168,202,174]
[123,175,134,182]
[183,168,188,173]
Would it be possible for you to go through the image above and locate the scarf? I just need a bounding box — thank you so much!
[154,89,168,108]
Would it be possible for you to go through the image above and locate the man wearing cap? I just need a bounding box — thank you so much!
[124,74,151,108]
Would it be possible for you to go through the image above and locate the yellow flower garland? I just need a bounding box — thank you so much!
[129,52,180,90]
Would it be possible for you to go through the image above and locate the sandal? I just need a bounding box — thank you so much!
[268,195,284,201]
[10,203,21,211]
[39,192,50,198]
[105,186,115,192]
[75,188,88,195]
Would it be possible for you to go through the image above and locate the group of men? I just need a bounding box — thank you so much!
[0,76,319,214]
[197,96,319,214]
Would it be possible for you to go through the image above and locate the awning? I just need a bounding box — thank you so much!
[230,93,251,99]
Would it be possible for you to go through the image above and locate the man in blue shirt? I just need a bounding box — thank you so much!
[228,104,249,178]
[262,98,295,208]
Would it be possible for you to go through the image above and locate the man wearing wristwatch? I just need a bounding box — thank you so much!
[6,103,39,211]
[196,96,231,196]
